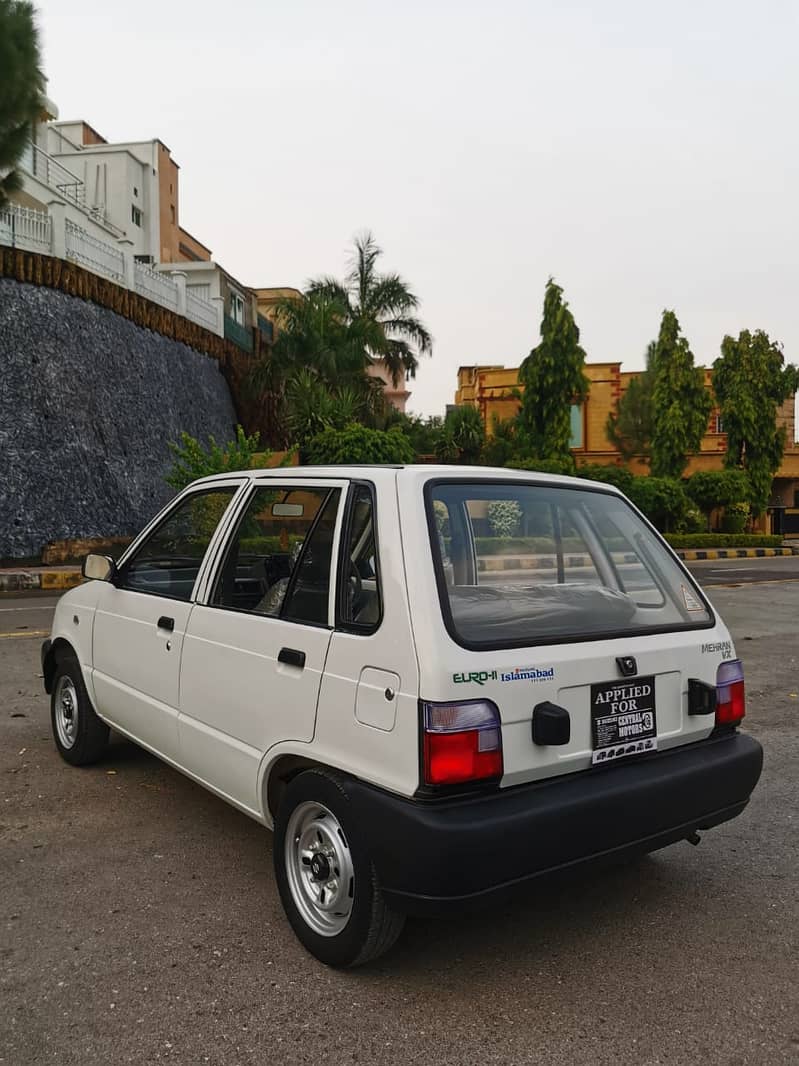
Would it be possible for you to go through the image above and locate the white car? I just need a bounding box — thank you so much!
[42,466,763,966]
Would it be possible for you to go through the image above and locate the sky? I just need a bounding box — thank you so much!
[34,0,799,417]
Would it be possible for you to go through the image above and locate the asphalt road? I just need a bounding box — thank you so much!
[2,568,797,1065]
[685,554,799,586]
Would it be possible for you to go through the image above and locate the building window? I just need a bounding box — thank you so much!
[131,205,143,227]
[569,403,584,449]
[230,291,245,325]
[713,414,724,434]
[133,186,138,198]
[170,204,175,224]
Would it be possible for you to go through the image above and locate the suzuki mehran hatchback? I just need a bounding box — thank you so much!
[42,467,763,966]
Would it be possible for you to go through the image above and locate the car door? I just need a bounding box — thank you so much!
[91,482,243,761]
[177,478,348,814]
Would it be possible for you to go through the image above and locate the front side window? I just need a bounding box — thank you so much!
[213,484,341,626]
[428,481,712,649]
[119,487,238,601]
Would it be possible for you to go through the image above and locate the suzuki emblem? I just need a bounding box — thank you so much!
[616,656,637,677]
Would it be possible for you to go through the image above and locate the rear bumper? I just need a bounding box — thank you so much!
[343,731,763,914]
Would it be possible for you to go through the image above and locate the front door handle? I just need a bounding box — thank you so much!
[157,616,175,632]
[278,647,306,669]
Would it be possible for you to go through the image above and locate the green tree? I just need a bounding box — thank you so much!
[649,311,712,479]
[304,424,415,465]
[444,405,485,464]
[165,426,287,491]
[712,330,799,515]
[516,279,589,461]
[0,1,44,208]
[606,343,655,460]
[308,231,432,386]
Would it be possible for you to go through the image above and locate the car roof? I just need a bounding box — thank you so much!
[189,464,623,495]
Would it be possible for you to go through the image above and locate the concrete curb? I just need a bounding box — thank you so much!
[675,548,794,561]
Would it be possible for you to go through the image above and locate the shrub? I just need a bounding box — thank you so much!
[576,463,635,496]
[682,505,706,534]
[434,429,460,464]
[474,536,587,556]
[445,405,485,464]
[720,502,750,533]
[685,470,752,527]
[627,476,689,533]
[166,426,279,491]
[304,424,415,465]
[664,534,781,549]
[487,500,522,538]
[510,456,576,476]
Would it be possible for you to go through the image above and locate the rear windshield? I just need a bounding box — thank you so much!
[427,481,712,649]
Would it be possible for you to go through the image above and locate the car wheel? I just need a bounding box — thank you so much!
[274,769,405,967]
[50,651,110,766]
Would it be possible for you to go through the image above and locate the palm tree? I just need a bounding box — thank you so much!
[248,289,380,446]
[308,232,432,387]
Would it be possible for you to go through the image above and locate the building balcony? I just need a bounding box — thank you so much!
[18,140,124,238]
[224,314,254,353]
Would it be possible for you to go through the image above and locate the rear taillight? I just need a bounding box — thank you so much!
[422,699,503,787]
[716,659,745,726]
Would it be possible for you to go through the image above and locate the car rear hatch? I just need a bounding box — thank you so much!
[415,475,731,788]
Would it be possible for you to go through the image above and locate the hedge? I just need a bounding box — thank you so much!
[470,536,631,556]
[663,534,782,549]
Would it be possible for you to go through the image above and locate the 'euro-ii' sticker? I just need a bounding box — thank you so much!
[453,670,498,686]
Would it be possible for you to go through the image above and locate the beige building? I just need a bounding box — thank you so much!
[456,362,799,521]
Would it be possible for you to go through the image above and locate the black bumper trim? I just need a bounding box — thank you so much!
[342,732,763,914]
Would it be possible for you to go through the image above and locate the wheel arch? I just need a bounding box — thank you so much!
[262,754,351,827]
[42,637,78,694]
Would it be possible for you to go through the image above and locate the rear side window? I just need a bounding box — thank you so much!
[428,481,712,649]
[339,484,381,631]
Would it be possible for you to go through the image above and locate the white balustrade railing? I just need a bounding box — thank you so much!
[134,259,179,312]
[64,218,125,281]
[0,200,226,338]
[0,203,51,252]
[185,287,218,331]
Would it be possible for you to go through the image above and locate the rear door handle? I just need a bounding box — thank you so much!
[157,616,175,632]
[278,647,306,669]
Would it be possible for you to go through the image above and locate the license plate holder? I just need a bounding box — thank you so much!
[590,675,657,766]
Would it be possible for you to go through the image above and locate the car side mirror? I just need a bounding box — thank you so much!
[82,554,117,582]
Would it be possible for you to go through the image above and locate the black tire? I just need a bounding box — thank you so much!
[273,769,405,967]
[50,650,109,766]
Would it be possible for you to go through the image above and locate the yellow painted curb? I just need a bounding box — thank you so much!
[40,571,83,590]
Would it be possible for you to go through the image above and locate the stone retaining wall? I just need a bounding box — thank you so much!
[0,277,238,559]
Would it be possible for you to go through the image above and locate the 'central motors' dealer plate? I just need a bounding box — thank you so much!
[590,675,657,766]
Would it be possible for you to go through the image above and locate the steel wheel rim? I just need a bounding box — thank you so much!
[284,801,354,937]
[54,675,79,749]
